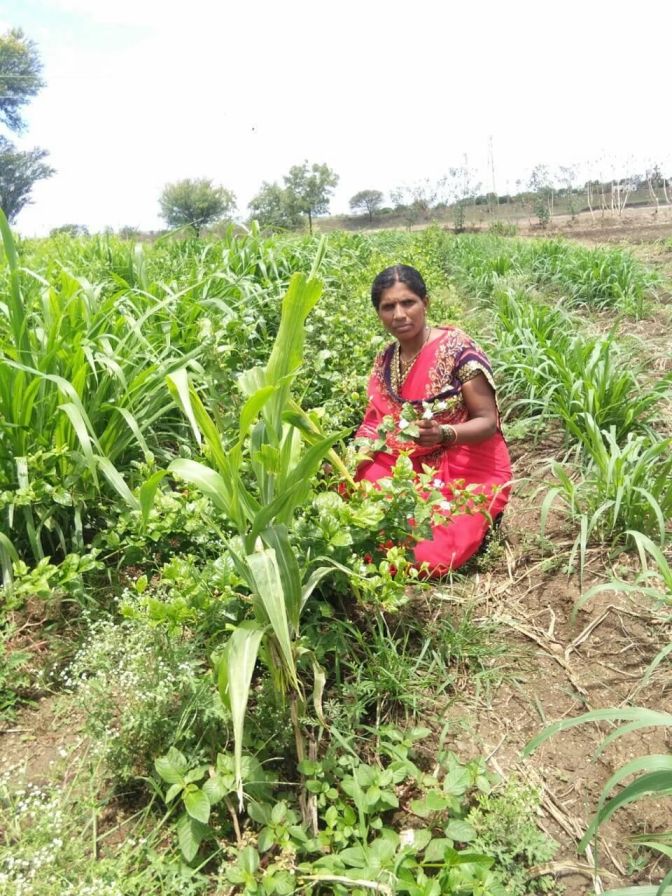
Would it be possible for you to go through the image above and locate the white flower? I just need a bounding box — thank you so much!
[399,828,417,847]
[433,478,444,488]
[398,419,409,430]
[439,500,452,512]
[422,408,433,420]
[436,400,448,411]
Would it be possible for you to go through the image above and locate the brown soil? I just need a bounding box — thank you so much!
[0,695,86,784]
[517,204,672,244]
[436,491,672,895]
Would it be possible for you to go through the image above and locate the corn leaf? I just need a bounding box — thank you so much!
[168,458,231,515]
[217,622,264,808]
[524,707,672,756]
[259,525,301,632]
[246,547,297,690]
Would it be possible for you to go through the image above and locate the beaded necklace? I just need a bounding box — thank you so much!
[390,326,430,394]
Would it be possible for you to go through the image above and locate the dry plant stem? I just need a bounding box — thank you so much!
[527,861,619,882]
[290,694,318,836]
[495,613,590,698]
[224,796,243,846]
[301,875,394,894]
[564,611,610,665]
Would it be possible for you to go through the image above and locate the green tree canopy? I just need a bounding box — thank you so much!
[247,181,302,232]
[0,136,54,223]
[349,189,384,223]
[158,178,236,236]
[0,28,44,134]
[283,161,338,234]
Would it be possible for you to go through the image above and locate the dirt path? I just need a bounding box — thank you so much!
[436,443,672,895]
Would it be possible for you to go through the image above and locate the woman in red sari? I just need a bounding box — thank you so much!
[355,264,511,576]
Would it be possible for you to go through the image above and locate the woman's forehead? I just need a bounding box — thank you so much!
[379,282,424,301]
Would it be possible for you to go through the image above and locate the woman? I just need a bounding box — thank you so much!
[355,264,511,575]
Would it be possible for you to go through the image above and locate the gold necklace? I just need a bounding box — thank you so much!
[392,326,430,392]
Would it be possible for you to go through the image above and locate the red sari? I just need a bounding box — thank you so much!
[355,327,511,575]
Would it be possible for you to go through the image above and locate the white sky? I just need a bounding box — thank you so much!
[3,0,671,236]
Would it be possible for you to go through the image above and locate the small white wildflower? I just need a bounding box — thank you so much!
[398,419,409,430]
[399,828,417,847]
[422,408,433,420]
[433,478,444,488]
[439,500,452,512]
[436,400,448,411]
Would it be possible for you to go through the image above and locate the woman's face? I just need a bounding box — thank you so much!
[377,281,428,342]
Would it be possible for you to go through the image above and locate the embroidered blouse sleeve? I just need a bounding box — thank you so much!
[454,336,497,393]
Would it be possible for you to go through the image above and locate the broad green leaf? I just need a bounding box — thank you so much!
[283,403,354,484]
[410,791,451,817]
[202,775,229,806]
[59,402,98,477]
[168,458,231,514]
[524,707,672,756]
[239,845,260,874]
[138,469,169,526]
[0,532,19,591]
[237,365,266,400]
[580,770,672,848]
[184,787,211,824]
[165,783,182,804]
[603,888,667,896]
[155,747,188,784]
[246,547,297,687]
[176,812,208,862]
[112,405,152,460]
[187,383,231,476]
[97,456,139,509]
[218,623,264,808]
[424,837,453,862]
[260,525,301,631]
[0,209,30,366]
[264,273,322,432]
[444,819,476,842]
[301,565,334,611]
[166,368,201,447]
[239,384,276,440]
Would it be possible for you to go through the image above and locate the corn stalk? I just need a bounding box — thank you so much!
[164,269,346,809]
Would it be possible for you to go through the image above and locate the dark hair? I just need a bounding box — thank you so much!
[370,264,427,309]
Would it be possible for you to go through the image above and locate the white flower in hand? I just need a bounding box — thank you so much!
[422,408,434,420]
[398,419,409,430]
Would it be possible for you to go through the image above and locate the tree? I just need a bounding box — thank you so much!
[158,178,236,236]
[349,189,384,223]
[283,161,338,234]
[0,136,54,223]
[445,165,480,233]
[49,223,89,237]
[0,28,44,134]
[0,29,53,223]
[528,164,555,227]
[248,181,303,231]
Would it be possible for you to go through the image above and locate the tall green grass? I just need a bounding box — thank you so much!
[438,233,657,313]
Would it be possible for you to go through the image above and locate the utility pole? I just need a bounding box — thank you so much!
[487,135,498,215]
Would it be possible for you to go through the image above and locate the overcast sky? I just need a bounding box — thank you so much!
[3,0,671,236]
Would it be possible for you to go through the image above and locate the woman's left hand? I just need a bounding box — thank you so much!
[415,419,443,447]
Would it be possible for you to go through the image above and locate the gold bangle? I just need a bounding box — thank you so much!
[439,424,457,445]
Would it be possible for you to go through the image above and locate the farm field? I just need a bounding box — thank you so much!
[1,217,671,896]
